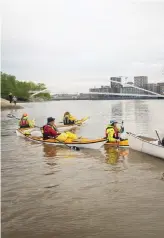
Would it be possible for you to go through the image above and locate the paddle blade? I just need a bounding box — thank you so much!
[7,114,15,118]
[71,146,80,151]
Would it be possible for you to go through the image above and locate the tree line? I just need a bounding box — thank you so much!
[1,72,51,101]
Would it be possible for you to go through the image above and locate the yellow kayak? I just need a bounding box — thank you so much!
[105,139,129,147]
[75,116,89,125]
[16,128,106,150]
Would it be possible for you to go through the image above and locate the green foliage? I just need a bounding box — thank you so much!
[1,72,51,101]
[33,92,51,100]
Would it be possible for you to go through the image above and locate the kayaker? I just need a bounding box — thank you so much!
[19,113,34,128]
[105,120,124,142]
[43,117,78,141]
[63,112,77,125]
[43,117,61,139]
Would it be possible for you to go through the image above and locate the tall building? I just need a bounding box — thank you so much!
[134,76,148,88]
[122,86,144,95]
[110,77,122,93]
[157,83,164,95]
[145,83,157,93]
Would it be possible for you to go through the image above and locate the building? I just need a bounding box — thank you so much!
[157,83,164,95]
[89,85,111,93]
[52,93,78,100]
[145,83,157,93]
[122,85,145,95]
[110,77,122,93]
[134,76,148,88]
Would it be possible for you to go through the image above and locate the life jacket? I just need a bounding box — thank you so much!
[63,115,70,125]
[105,124,113,137]
[20,117,30,128]
[114,126,119,138]
[43,124,57,139]
[63,114,75,125]
[105,124,120,138]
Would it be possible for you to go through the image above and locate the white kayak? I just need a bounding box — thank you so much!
[57,124,79,132]
[16,128,106,150]
[128,132,164,160]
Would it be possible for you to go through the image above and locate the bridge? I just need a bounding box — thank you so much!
[86,92,164,98]
[29,89,50,97]
[29,78,164,98]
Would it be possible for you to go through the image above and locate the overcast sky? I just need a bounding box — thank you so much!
[2,0,164,93]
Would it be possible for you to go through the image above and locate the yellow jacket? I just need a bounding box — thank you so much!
[63,113,76,122]
[106,125,117,142]
[69,115,76,121]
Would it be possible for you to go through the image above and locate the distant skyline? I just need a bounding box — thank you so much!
[2,0,164,93]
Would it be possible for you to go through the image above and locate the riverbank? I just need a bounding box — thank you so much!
[1,98,23,110]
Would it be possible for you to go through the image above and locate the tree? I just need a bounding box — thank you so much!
[1,72,51,101]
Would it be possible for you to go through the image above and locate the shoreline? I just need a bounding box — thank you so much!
[1,98,23,110]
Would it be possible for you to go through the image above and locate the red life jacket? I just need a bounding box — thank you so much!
[114,127,119,138]
[20,118,29,128]
[43,124,58,139]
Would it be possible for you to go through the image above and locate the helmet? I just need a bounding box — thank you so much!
[23,113,28,117]
[110,120,117,125]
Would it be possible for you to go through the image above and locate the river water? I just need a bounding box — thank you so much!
[1,100,164,238]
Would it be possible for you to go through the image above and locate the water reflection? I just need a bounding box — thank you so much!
[2,101,164,238]
[134,101,149,135]
[43,144,58,157]
[42,144,80,160]
[104,145,129,170]
[111,101,123,119]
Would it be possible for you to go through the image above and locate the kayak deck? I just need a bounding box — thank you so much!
[16,128,106,149]
[26,136,105,144]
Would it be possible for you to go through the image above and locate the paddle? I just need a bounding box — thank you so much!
[7,113,21,120]
[120,120,124,133]
[155,130,162,145]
